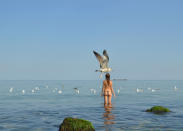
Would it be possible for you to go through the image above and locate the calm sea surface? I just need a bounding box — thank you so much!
[0,80,183,131]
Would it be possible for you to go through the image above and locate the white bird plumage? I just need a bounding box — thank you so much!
[93,50,112,78]
[90,89,96,94]
[9,87,14,93]
[151,88,159,92]
[58,90,62,94]
[74,88,80,94]
[136,88,143,93]
[147,87,151,90]
[174,86,178,91]
[22,90,25,94]
[117,88,120,94]
[35,87,40,91]
[32,89,35,93]
[151,89,156,92]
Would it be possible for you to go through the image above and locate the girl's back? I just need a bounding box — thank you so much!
[103,80,112,92]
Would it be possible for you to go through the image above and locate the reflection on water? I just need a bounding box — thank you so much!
[103,104,115,130]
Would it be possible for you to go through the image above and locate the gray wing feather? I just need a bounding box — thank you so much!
[93,51,103,68]
[103,50,109,61]
[93,50,109,69]
[102,50,109,68]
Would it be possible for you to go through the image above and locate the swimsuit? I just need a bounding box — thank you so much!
[104,89,112,96]
[103,80,112,96]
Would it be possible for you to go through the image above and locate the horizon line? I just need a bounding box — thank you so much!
[0,79,183,81]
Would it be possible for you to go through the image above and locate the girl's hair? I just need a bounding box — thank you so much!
[105,73,110,85]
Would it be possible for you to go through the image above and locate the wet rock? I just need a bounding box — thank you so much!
[146,106,170,114]
[59,117,95,131]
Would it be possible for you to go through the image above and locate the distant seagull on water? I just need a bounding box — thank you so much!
[58,90,62,94]
[90,89,96,94]
[136,88,143,93]
[117,88,120,94]
[74,88,80,94]
[151,89,156,92]
[22,90,25,94]
[32,89,35,93]
[174,86,178,91]
[35,87,40,91]
[9,87,14,93]
[93,50,112,78]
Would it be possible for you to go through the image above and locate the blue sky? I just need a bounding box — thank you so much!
[0,0,183,80]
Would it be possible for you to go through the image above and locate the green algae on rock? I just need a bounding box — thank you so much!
[146,106,170,114]
[59,117,95,131]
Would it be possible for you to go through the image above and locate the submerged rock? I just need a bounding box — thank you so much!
[59,117,95,131]
[146,106,170,114]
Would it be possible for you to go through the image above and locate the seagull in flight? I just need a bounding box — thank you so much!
[93,50,112,78]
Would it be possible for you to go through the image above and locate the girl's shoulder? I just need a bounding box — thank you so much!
[103,80,107,83]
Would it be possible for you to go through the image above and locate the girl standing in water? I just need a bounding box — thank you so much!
[102,73,115,106]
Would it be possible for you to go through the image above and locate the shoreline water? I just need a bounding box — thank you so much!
[0,80,183,130]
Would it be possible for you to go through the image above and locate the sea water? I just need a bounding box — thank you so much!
[0,80,183,131]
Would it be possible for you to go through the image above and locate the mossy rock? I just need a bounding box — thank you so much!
[59,117,95,131]
[146,106,170,114]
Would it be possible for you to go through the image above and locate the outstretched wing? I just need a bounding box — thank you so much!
[102,50,109,68]
[103,50,109,61]
[93,51,103,68]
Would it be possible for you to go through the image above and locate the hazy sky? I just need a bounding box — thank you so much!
[0,0,183,80]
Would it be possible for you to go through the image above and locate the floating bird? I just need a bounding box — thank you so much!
[90,89,96,94]
[74,88,80,94]
[22,90,25,94]
[58,90,62,94]
[9,87,14,93]
[75,90,79,94]
[136,88,143,93]
[93,50,112,78]
[35,87,40,91]
[93,90,96,94]
[52,88,58,93]
[174,86,178,91]
[90,89,94,93]
[147,87,151,90]
[117,88,120,94]
[32,89,35,93]
[151,89,156,92]
[151,88,160,92]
